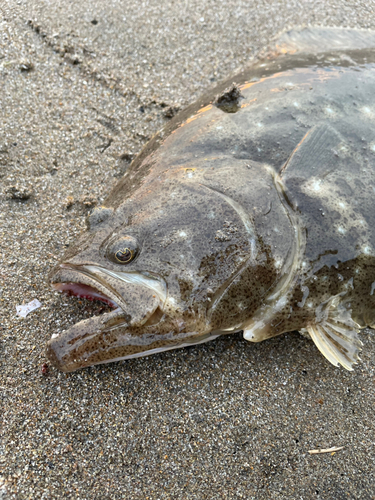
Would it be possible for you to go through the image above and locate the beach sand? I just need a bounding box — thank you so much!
[1,1,375,498]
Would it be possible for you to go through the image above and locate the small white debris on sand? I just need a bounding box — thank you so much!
[16,299,42,318]
[308,446,345,455]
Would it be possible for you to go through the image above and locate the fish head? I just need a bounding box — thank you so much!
[46,162,288,372]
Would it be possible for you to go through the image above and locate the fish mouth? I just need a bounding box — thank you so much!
[46,264,169,371]
[51,263,167,315]
[52,280,120,308]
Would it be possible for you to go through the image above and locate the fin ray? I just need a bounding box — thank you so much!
[280,124,343,180]
[325,323,362,347]
[304,294,362,371]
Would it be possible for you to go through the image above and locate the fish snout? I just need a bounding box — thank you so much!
[45,338,68,372]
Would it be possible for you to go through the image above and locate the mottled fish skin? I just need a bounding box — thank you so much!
[46,28,375,372]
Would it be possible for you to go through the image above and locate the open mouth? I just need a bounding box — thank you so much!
[53,282,119,308]
[47,264,221,372]
[46,264,174,371]
[51,264,168,330]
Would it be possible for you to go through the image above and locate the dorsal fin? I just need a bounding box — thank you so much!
[273,27,375,55]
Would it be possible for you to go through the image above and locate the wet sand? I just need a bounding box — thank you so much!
[1,1,375,498]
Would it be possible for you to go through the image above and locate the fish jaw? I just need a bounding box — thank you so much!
[47,264,165,371]
[46,264,215,372]
[46,308,129,372]
[45,310,219,372]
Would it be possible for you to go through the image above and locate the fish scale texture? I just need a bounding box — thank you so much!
[1,1,375,499]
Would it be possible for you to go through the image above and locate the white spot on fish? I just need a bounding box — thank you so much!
[312,180,322,192]
[362,107,372,114]
[275,296,287,309]
[168,297,177,307]
[257,123,263,128]
[179,231,187,237]
[363,245,372,255]
[338,202,346,209]
[274,258,283,269]
[337,226,346,235]
[325,107,333,114]
[293,102,299,107]
[216,126,223,130]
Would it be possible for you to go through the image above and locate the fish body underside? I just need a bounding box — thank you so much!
[46,28,375,372]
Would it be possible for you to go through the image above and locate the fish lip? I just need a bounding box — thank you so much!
[50,263,125,312]
[52,263,168,307]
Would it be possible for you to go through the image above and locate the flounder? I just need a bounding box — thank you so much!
[46,28,375,372]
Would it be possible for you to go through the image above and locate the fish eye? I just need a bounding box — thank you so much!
[107,236,139,264]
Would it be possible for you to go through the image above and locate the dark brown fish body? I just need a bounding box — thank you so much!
[46,28,375,372]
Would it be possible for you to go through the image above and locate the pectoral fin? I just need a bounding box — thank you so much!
[300,294,362,371]
[280,124,343,180]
